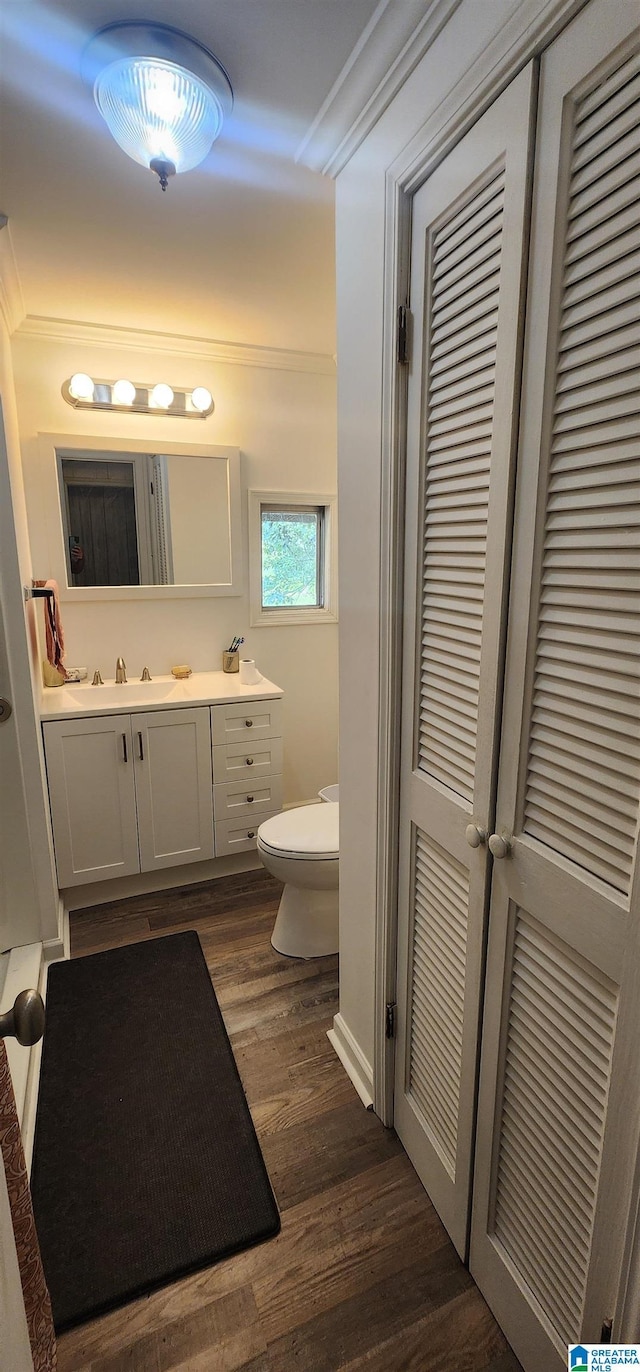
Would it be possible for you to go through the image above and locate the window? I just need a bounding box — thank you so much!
[249,490,337,626]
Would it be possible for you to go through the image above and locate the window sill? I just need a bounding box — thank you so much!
[250,606,338,627]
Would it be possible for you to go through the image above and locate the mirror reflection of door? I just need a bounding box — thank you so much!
[57,448,232,588]
[60,456,149,586]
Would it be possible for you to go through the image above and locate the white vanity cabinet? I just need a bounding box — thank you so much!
[43,706,214,887]
[212,698,283,854]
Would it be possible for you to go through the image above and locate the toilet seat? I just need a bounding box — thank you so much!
[257,803,338,861]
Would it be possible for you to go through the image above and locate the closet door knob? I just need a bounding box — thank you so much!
[488,833,512,859]
[465,824,486,849]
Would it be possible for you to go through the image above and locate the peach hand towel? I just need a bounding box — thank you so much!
[37,580,67,678]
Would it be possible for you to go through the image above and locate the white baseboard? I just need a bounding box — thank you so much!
[42,896,69,963]
[327,1012,374,1109]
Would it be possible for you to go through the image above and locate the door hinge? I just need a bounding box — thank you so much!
[397,304,410,365]
[600,1317,613,1344]
[385,1002,397,1039]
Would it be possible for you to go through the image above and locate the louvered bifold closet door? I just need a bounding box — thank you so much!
[470,7,640,1371]
[394,66,536,1258]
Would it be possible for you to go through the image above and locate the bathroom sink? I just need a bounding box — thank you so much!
[64,681,188,706]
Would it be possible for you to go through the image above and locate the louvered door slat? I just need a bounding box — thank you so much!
[435,175,504,254]
[408,830,469,1175]
[418,166,504,800]
[564,249,640,313]
[564,225,638,288]
[492,917,617,1347]
[573,77,640,160]
[523,50,640,896]
[565,200,638,262]
[577,47,639,122]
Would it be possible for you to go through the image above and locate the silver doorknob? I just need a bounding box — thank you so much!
[0,989,45,1045]
[465,824,486,849]
[488,833,512,859]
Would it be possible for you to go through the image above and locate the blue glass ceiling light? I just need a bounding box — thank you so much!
[82,24,233,191]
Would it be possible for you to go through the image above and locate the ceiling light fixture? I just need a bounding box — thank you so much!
[81,23,233,191]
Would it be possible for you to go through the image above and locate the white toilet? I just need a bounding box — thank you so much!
[257,801,339,958]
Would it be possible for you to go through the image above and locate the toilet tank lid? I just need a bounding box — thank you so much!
[259,803,339,856]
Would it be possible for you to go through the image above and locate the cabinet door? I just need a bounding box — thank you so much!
[470,6,640,1368]
[394,65,536,1259]
[134,708,214,871]
[43,715,139,887]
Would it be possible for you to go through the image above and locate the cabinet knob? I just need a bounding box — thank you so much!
[247,795,254,803]
[246,757,254,766]
[245,719,254,728]
[247,830,255,839]
[465,824,486,849]
[488,833,512,859]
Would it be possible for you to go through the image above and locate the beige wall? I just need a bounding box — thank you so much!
[335,0,532,1080]
[12,332,338,807]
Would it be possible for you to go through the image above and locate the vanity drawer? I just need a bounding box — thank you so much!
[212,737,283,783]
[214,811,279,856]
[213,776,283,822]
[211,698,282,745]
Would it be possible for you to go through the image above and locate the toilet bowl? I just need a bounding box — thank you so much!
[257,803,339,958]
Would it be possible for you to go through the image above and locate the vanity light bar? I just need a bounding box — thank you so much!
[62,376,214,418]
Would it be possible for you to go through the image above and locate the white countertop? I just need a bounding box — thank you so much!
[40,671,283,721]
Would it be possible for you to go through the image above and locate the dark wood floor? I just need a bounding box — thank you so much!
[56,869,522,1372]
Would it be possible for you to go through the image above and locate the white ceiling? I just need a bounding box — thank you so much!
[0,0,388,354]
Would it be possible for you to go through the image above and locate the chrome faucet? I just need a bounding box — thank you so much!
[115,657,127,684]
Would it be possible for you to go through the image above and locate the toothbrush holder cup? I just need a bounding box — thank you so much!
[222,651,239,673]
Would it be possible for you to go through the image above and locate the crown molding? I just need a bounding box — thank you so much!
[296,0,463,177]
[0,220,26,336]
[14,316,336,376]
[393,0,589,195]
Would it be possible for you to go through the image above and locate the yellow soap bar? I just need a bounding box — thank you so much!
[171,664,192,679]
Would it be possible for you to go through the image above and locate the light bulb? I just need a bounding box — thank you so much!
[191,386,212,412]
[69,373,95,402]
[112,379,136,406]
[150,383,174,408]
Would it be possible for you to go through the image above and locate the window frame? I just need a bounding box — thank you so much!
[248,489,338,627]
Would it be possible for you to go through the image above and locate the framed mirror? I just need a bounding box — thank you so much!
[38,434,243,600]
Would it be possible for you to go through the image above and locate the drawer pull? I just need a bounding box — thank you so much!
[246,757,254,766]
[245,719,253,728]
[247,830,255,839]
[247,795,254,803]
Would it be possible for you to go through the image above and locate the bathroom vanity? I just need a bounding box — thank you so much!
[40,672,283,888]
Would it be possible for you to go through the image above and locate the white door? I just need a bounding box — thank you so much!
[0,403,36,1369]
[134,707,214,870]
[43,714,139,886]
[394,65,536,1257]
[470,5,640,1368]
